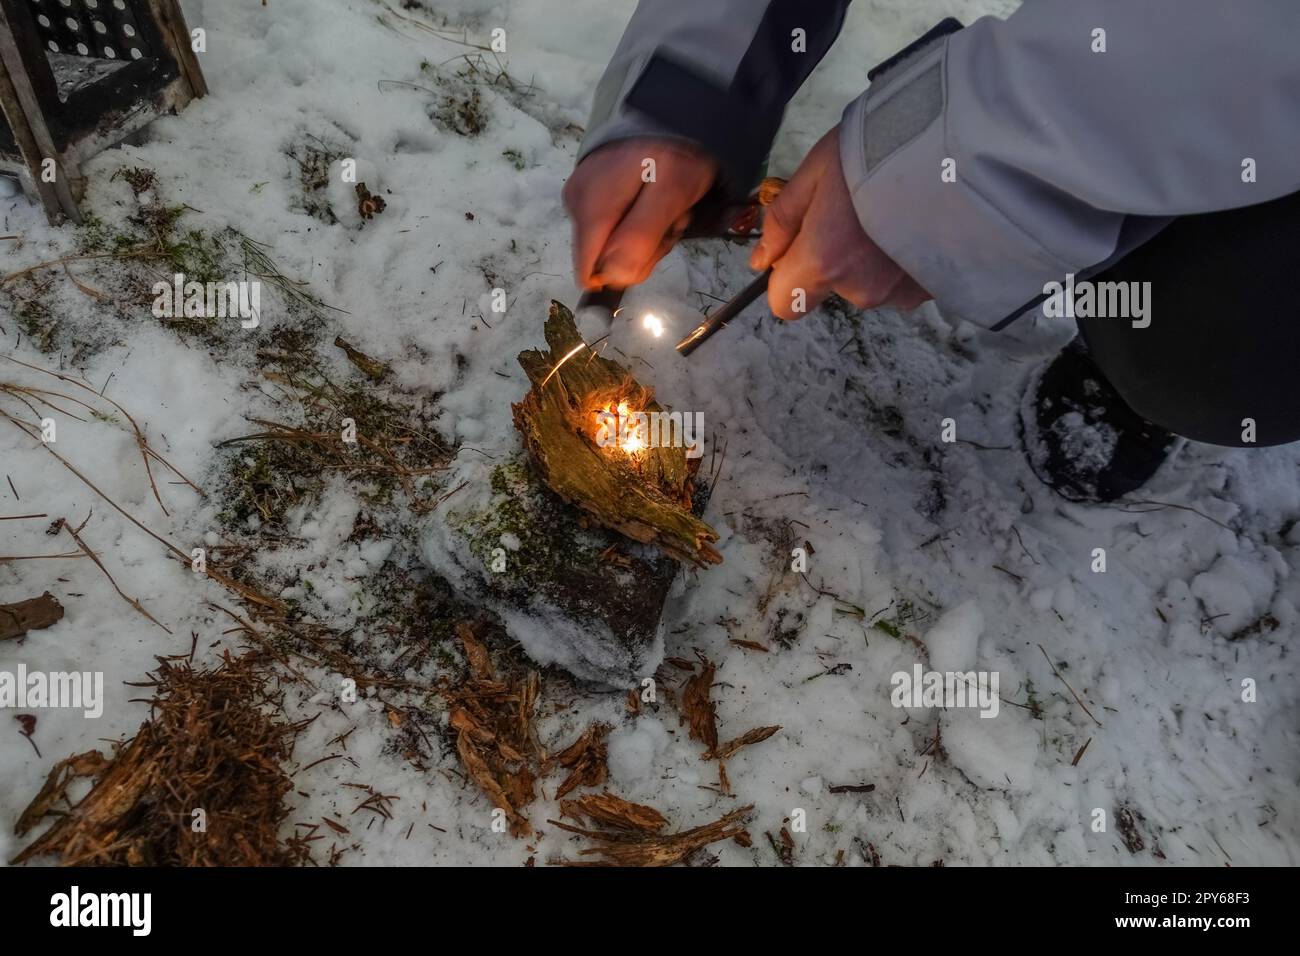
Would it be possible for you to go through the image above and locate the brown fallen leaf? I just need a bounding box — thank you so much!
[334,336,390,382]
[355,182,387,220]
[0,592,64,642]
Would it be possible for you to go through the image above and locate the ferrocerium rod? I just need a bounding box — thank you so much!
[675,269,772,357]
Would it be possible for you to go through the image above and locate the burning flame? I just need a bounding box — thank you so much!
[597,400,647,456]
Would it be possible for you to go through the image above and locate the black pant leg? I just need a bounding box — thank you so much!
[1077,189,1300,448]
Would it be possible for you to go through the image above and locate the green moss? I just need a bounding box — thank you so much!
[286,136,347,224]
[355,561,469,656]
[13,294,58,352]
[1023,679,1045,720]
[451,461,602,591]
[77,213,117,254]
[77,203,230,323]
[872,618,903,640]
[872,598,929,640]
[213,367,449,534]
[215,442,314,531]
[111,165,158,196]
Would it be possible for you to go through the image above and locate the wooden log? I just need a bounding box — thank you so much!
[0,591,64,641]
[513,301,720,567]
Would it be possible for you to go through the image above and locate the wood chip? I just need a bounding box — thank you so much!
[442,625,543,837]
[552,723,609,799]
[13,749,107,837]
[456,731,531,837]
[560,791,668,834]
[550,805,752,867]
[828,783,876,794]
[456,623,494,681]
[707,725,781,761]
[681,659,718,753]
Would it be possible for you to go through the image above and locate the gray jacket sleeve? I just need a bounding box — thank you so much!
[578,0,851,193]
[841,1,1300,328]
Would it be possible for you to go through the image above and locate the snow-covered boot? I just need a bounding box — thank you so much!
[1020,338,1178,503]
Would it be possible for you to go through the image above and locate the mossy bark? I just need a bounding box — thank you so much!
[512,301,720,567]
[436,459,707,687]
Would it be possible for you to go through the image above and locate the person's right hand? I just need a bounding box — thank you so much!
[563,137,717,290]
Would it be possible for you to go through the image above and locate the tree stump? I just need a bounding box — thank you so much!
[512,301,720,567]
[425,301,719,687]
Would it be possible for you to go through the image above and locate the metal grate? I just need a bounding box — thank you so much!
[1,0,205,221]
[27,0,152,61]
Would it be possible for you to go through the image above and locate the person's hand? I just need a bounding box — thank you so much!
[563,137,717,290]
[751,128,930,319]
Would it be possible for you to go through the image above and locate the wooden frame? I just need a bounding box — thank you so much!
[0,0,206,223]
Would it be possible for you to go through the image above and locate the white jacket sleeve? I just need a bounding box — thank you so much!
[578,0,851,194]
[840,0,1300,328]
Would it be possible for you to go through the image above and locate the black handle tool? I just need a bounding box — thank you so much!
[575,286,627,327]
[674,268,771,357]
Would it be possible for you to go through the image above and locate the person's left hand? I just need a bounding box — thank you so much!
[751,128,931,319]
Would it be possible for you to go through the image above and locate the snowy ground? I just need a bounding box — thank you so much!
[1,0,1296,866]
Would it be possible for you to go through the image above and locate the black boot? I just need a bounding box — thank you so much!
[1020,338,1178,503]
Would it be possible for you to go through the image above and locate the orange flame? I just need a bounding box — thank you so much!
[596,400,647,457]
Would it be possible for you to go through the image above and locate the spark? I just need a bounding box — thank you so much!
[642,312,664,338]
[540,341,589,388]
